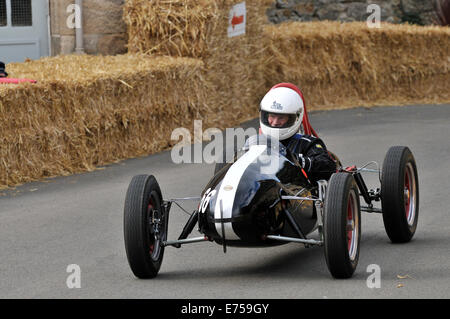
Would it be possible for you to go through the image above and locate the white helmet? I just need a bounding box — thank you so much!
[259,86,304,140]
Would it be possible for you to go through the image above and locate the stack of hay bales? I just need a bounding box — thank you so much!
[124,0,273,128]
[124,0,219,58]
[3,3,449,189]
[125,1,450,113]
[0,54,209,188]
[262,21,450,110]
[1,0,276,189]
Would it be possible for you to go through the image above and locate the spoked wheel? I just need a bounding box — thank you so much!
[324,172,361,279]
[346,190,359,262]
[124,175,167,278]
[381,146,419,243]
[404,163,417,227]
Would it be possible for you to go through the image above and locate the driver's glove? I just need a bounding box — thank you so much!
[298,154,312,172]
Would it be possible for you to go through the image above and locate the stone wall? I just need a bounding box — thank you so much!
[50,0,127,56]
[48,0,438,56]
[267,0,437,25]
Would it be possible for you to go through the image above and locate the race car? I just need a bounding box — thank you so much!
[123,110,419,279]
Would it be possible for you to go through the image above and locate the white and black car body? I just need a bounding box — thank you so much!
[198,135,319,247]
[124,134,419,279]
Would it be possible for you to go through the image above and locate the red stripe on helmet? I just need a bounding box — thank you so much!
[270,83,318,138]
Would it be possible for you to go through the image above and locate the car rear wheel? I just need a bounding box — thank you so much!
[381,146,419,243]
[124,175,167,278]
[324,172,361,279]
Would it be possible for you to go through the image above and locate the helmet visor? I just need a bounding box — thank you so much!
[261,111,298,129]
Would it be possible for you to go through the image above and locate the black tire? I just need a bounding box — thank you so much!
[381,146,419,243]
[124,175,167,278]
[324,172,361,279]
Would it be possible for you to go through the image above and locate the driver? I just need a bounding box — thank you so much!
[0,62,8,78]
[259,84,336,183]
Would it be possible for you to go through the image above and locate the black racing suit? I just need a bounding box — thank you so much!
[281,133,336,183]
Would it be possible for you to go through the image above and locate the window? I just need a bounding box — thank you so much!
[0,0,6,27]
[11,0,32,26]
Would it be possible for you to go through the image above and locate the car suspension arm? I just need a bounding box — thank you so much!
[171,210,199,248]
[283,208,306,239]
[163,236,210,247]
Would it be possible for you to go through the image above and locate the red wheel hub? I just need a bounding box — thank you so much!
[405,170,411,219]
[148,199,155,254]
[347,197,353,252]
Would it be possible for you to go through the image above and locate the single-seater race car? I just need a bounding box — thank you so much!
[123,109,419,279]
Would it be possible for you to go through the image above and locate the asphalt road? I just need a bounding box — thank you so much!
[1,104,449,299]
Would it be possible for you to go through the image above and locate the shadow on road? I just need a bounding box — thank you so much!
[154,245,333,280]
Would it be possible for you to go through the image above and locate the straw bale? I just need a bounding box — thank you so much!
[4,8,449,189]
[0,54,209,188]
[124,0,219,58]
[262,21,450,110]
[204,0,274,127]
[124,0,274,127]
[124,2,450,119]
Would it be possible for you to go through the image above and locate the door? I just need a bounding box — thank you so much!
[0,0,49,63]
